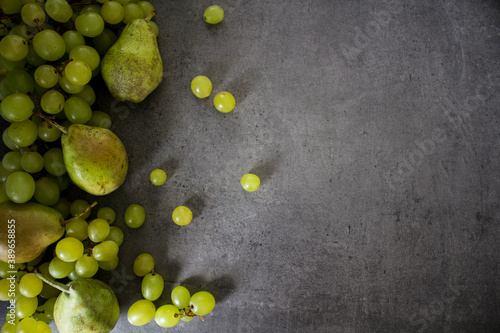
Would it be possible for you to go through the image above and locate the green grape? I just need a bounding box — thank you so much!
[51,196,71,218]
[49,173,71,191]
[0,278,17,301]
[191,75,212,98]
[86,110,111,128]
[190,291,215,316]
[92,240,119,261]
[64,96,92,124]
[2,151,22,172]
[75,12,105,37]
[34,176,60,205]
[19,272,43,297]
[62,30,85,53]
[15,294,38,318]
[133,253,154,277]
[125,204,146,228]
[2,129,20,151]
[64,60,92,86]
[74,85,96,106]
[45,0,73,22]
[204,5,224,24]
[150,169,166,186]
[59,72,85,94]
[41,89,65,114]
[97,206,116,224]
[127,299,155,326]
[4,69,35,94]
[35,320,51,333]
[26,43,46,67]
[15,316,37,332]
[38,262,62,299]
[88,218,110,242]
[7,119,38,147]
[10,24,33,40]
[1,321,18,333]
[48,257,74,279]
[147,20,159,37]
[142,272,164,301]
[4,171,35,203]
[137,1,154,17]
[116,0,132,4]
[0,183,8,203]
[0,54,26,72]
[21,2,45,27]
[171,285,191,309]
[40,297,57,318]
[104,226,124,246]
[0,35,28,62]
[75,253,99,278]
[181,315,193,322]
[0,93,34,122]
[92,28,117,55]
[20,151,44,173]
[56,237,84,262]
[172,206,193,226]
[0,261,23,278]
[70,199,91,219]
[38,120,62,142]
[123,3,144,23]
[80,4,101,14]
[240,173,260,192]
[44,147,66,176]
[98,255,119,271]
[0,0,22,14]
[155,304,181,328]
[101,1,124,24]
[33,29,66,61]
[65,217,88,241]
[213,91,236,113]
[70,45,100,71]
[34,64,59,88]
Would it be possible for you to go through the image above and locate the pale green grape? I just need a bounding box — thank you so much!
[34,176,60,206]
[21,2,45,27]
[74,85,96,106]
[133,253,154,277]
[0,278,17,301]
[19,272,43,297]
[26,43,46,66]
[34,64,59,88]
[43,147,66,176]
[92,28,117,55]
[38,120,62,142]
[0,0,22,14]
[33,29,66,61]
[4,69,34,94]
[155,304,181,328]
[1,321,18,333]
[98,255,119,271]
[41,89,65,114]
[45,0,73,23]
[64,60,92,86]
[70,199,91,219]
[2,151,22,171]
[75,253,99,278]
[35,320,51,333]
[204,5,224,24]
[56,237,84,262]
[172,206,193,226]
[128,299,155,326]
[15,294,38,318]
[0,34,28,62]
[51,196,72,218]
[138,1,154,17]
[171,285,190,309]
[4,171,35,203]
[0,261,22,278]
[150,169,166,186]
[123,3,144,23]
[75,12,105,37]
[97,206,116,224]
[59,73,85,94]
[240,173,260,192]
[104,226,124,246]
[20,151,44,173]
[48,257,74,279]
[62,29,85,53]
[80,4,101,14]
[181,315,193,322]
[191,75,212,98]
[0,93,34,121]
[10,24,33,40]
[101,1,124,24]
[69,45,100,71]
[86,110,111,128]
[148,20,159,37]
[64,96,92,124]
[142,272,164,301]
[7,119,38,147]
[65,217,88,241]
[125,204,145,228]
[2,129,19,151]
[14,316,37,332]
[190,291,215,316]
[88,218,110,242]
[213,91,235,113]
[92,240,119,261]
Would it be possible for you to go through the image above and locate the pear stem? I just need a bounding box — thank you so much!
[145,11,156,22]
[61,201,98,226]
[35,271,71,294]
[32,109,68,135]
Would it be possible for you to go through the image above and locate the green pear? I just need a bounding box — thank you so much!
[61,124,128,196]
[101,15,163,103]
[0,201,64,263]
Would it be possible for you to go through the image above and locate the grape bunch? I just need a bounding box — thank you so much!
[128,253,216,328]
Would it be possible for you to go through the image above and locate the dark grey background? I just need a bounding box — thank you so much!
[2,0,500,332]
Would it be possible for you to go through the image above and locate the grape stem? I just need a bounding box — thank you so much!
[176,306,205,322]
[35,271,71,295]
[32,108,68,135]
[61,201,98,226]
[202,98,214,106]
[144,11,156,22]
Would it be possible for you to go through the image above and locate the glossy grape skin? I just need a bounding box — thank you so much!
[75,12,105,37]
[0,278,17,301]
[7,119,38,147]
[150,169,167,186]
[128,299,155,326]
[75,254,99,278]
[105,226,124,246]
[98,255,119,271]
[40,89,65,115]
[0,34,28,62]
[204,5,224,24]
[133,253,154,277]
[92,240,119,261]
[97,207,116,224]
[240,173,261,192]
[172,206,193,226]
[65,217,88,241]
[64,60,92,86]
[0,93,34,122]
[45,0,73,23]
[21,2,45,27]
[213,91,236,113]
[2,151,22,172]
[55,237,84,262]
[21,151,44,173]
[142,273,164,301]
[33,30,66,61]
[70,199,91,219]
[190,291,216,316]
[34,65,59,88]
[191,75,212,98]
[62,30,85,54]
[171,285,191,309]
[15,295,38,318]
[101,1,124,24]
[48,257,75,279]
[34,176,60,206]
[87,218,111,242]
[155,304,181,328]
[4,171,35,203]
[19,273,43,298]
[125,204,146,228]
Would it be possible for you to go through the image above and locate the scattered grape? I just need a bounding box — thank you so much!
[191,75,212,98]
[204,5,224,24]
[142,272,164,301]
[172,206,193,226]
[190,291,216,316]
[133,253,154,277]
[240,173,261,192]
[128,299,155,326]
[171,285,191,309]
[150,168,167,186]
[213,91,236,113]
[125,204,146,228]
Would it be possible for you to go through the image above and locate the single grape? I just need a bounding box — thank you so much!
[125,204,146,228]
[19,273,43,298]
[34,176,60,206]
[133,253,154,277]
[98,255,119,271]
[2,151,22,172]
[123,3,144,23]
[56,237,84,262]
[155,304,181,328]
[191,75,212,98]
[105,226,124,246]
[75,12,105,37]
[20,151,44,173]
[10,24,33,40]
[41,89,65,115]
[4,69,35,94]
[75,253,99,278]
[15,294,38,318]
[62,30,85,54]
[59,72,86,94]
[69,45,101,72]
[213,91,236,113]
[138,1,155,17]
[0,34,28,62]
[97,207,116,224]
[101,1,124,24]
[34,65,59,88]
[0,162,13,182]
[64,96,92,124]
[92,28,117,55]
[70,199,91,219]
[150,169,167,186]
[190,291,215,316]
[240,173,260,192]
[86,110,111,128]
[45,0,73,23]
[92,240,119,261]
[64,60,92,86]
[0,0,22,15]
[15,316,37,332]
[35,320,51,333]
[7,119,38,147]
[88,218,111,242]
[48,257,75,279]
[1,91,34,122]
[172,206,193,226]
[44,147,67,176]
[65,217,88,241]
[204,5,224,24]
[142,272,164,301]
[2,129,19,151]
[33,29,66,61]
[147,20,159,37]
[4,171,35,203]
[171,285,191,309]
[74,85,96,106]
[21,2,45,27]
[128,299,155,326]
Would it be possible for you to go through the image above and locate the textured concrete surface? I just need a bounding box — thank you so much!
[2,0,500,332]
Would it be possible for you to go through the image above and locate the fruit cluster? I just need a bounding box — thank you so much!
[129,253,216,328]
